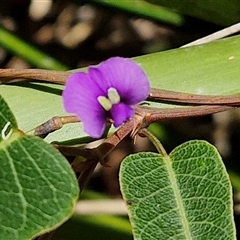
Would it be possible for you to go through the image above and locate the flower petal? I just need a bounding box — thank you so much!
[88,57,150,105]
[62,72,106,138]
[111,103,134,127]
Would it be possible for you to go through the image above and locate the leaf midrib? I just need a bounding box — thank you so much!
[164,155,192,239]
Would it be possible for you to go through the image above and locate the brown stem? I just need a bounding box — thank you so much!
[54,118,135,163]
[0,69,70,84]
[77,160,98,190]
[34,115,79,137]
[53,104,238,203]
[149,88,240,105]
[97,119,135,160]
[138,105,235,125]
[2,69,240,106]
[54,144,97,158]
[54,120,136,190]
[138,128,168,157]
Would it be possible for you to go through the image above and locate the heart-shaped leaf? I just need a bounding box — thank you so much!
[120,140,235,240]
[0,95,79,240]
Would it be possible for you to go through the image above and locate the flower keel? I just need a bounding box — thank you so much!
[97,96,112,111]
[97,87,121,111]
[108,87,120,104]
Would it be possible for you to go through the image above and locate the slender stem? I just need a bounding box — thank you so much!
[2,69,240,107]
[33,115,79,137]
[149,88,240,105]
[0,69,69,84]
[54,119,136,190]
[139,105,235,125]
[139,128,167,157]
[54,118,135,161]
[77,161,98,190]
[54,144,96,158]
[97,119,135,160]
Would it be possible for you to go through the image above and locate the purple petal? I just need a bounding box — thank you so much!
[88,57,150,105]
[111,103,134,127]
[62,72,106,138]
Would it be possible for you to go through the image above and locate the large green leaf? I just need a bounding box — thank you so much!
[1,35,240,141]
[119,140,235,240]
[136,35,240,96]
[0,82,82,143]
[0,95,79,239]
[0,27,67,70]
[146,0,240,26]
[91,0,184,26]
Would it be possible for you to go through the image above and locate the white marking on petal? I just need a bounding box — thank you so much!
[1,122,13,140]
[97,96,112,111]
[108,87,120,104]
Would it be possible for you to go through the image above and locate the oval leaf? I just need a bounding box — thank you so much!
[120,140,235,240]
[0,95,79,240]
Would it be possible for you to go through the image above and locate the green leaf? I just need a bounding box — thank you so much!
[1,35,240,141]
[0,95,79,240]
[91,0,184,26]
[146,0,240,26]
[136,35,240,96]
[0,82,79,143]
[120,140,236,240]
[0,93,17,138]
[0,27,68,70]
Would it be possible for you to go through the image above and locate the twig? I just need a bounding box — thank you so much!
[149,88,240,106]
[139,105,235,125]
[138,128,167,157]
[0,69,69,84]
[34,115,79,137]
[2,69,240,108]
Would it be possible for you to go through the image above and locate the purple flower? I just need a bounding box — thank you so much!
[62,57,150,138]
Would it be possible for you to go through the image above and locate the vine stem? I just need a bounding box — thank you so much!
[138,128,168,157]
[0,69,69,84]
[149,88,240,105]
[138,105,235,125]
[1,69,240,106]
